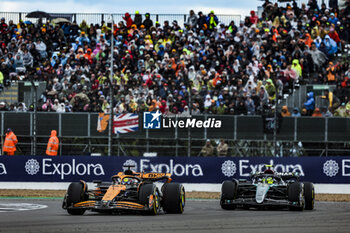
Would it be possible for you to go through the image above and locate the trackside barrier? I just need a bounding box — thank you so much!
[0,156,349,184]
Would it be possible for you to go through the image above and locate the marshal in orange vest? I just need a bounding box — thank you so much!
[3,128,18,156]
[46,130,59,156]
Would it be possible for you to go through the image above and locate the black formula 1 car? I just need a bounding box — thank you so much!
[220,165,315,211]
[62,166,185,215]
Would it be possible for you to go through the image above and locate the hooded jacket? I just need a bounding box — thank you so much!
[264,79,276,101]
[291,107,301,117]
[46,130,59,156]
[304,92,315,111]
[3,131,17,154]
[134,13,142,27]
[312,108,323,117]
[323,35,338,56]
[123,13,134,29]
[281,105,291,117]
[292,59,302,78]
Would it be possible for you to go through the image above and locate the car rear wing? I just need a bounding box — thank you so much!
[251,172,299,181]
[114,171,172,183]
[137,172,172,182]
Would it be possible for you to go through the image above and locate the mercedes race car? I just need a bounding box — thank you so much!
[220,165,315,211]
[62,166,185,215]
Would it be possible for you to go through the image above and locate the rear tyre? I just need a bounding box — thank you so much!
[162,183,185,214]
[139,184,160,215]
[220,180,237,210]
[303,182,315,210]
[66,182,87,215]
[288,182,304,211]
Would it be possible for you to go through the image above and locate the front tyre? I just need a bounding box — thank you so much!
[162,183,185,214]
[139,184,160,215]
[303,182,315,210]
[288,182,304,211]
[220,180,237,210]
[65,182,87,215]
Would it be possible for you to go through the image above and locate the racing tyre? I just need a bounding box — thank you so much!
[66,182,87,215]
[288,182,304,211]
[220,180,237,210]
[162,183,185,214]
[303,182,315,210]
[139,184,160,215]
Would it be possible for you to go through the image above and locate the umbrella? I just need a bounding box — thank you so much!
[26,11,50,18]
[52,18,70,24]
[23,21,32,24]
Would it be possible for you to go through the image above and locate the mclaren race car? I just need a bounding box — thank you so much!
[62,166,185,215]
[220,165,315,211]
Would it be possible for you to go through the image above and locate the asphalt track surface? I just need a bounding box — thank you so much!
[0,199,349,233]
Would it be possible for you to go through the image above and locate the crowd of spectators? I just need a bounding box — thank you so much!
[1,0,350,117]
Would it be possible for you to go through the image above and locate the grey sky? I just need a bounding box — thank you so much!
[2,0,264,16]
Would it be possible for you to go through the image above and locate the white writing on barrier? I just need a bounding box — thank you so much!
[140,159,203,176]
[239,159,305,177]
[162,118,221,128]
[0,163,7,175]
[43,159,105,180]
[343,160,350,176]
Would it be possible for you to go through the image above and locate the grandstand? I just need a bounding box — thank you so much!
[0,0,349,156]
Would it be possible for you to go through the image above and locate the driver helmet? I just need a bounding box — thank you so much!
[266,177,274,184]
[122,177,132,185]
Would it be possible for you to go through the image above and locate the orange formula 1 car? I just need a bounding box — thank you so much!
[62,166,185,215]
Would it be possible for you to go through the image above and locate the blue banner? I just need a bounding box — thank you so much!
[0,156,349,183]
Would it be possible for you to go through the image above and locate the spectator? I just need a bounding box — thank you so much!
[264,79,276,103]
[322,107,333,117]
[301,108,308,116]
[52,99,60,111]
[304,92,315,115]
[281,105,291,117]
[249,10,258,25]
[134,11,142,28]
[323,35,338,56]
[16,102,27,112]
[14,54,25,74]
[245,96,255,115]
[200,139,214,157]
[291,107,301,117]
[197,11,207,29]
[34,38,47,59]
[22,48,33,68]
[0,102,8,111]
[0,1,348,118]
[123,12,133,29]
[312,108,323,117]
[143,13,153,30]
[206,11,218,30]
[187,10,198,29]
[336,103,350,116]
[326,62,336,84]
[216,139,228,156]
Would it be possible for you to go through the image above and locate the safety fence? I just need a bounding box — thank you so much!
[1,112,350,156]
[0,12,241,27]
[272,0,330,7]
[1,112,349,141]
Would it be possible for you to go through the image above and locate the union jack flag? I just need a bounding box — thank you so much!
[113,113,139,134]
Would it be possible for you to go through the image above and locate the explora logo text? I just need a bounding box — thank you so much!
[43,158,105,179]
